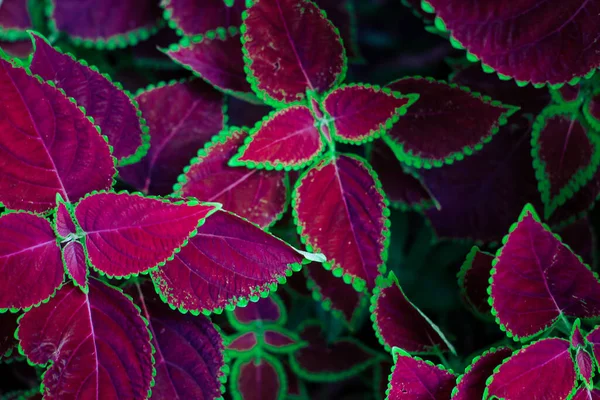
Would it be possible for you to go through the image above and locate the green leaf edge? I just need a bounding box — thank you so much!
[574,347,596,389]
[226,292,288,331]
[583,90,600,132]
[160,0,242,38]
[230,352,288,400]
[456,245,495,322]
[450,346,512,399]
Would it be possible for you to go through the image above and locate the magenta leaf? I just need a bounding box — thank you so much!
[571,320,587,349]
[131,281,226,400]
[457,246,494,320]
[386,347,456,400]
[229,295,285,329]
[315,0,361,61]
[62,241,88,292]
[0,212,63,311]
[422,0,600,85]
[175,128,287,228]
[53,196,77,239]
[162,0,244,36]
[490,204,600,340]
[574,387,600,400]
[151,210,307,315]
[0,0,31,40]
[556,218,596,268]
[118,79,225,195]
[484,338,577,400]
[0,312,18,359]
[576,347,595,388]
[75,192,220,278]
[29,33,148,165]
[293,154,390,291]
[0,58,115,213]
[48,0,162,49]
[241,0,346,105]
[385,77,516,168]
[370,272,454,354]
[232,354,286,400]
[322,84,417,144]
[17,281,154,399]
[587,325,600,367]
[451,347,512,400]
[532,107,600,219]
[262,329,304,353]
[230,106,324,170]
[584,93,600,131]
[228,331,259,354]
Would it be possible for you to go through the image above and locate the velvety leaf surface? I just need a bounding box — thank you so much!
[231,106,323,170]
[0,0,31,38]
[387,348,455,400]
[451,347,512,400]
[490,206,600,339]
[457,247,494,319]
[132,282,225,400]
[18,281,154,399]
[152,210,306,314]
[323,84,413,144]
[62,240,88,291]
[0,312,18,359]
[294,154,389,290]
[228,331,259,353]
[162,0,244,35]
[484,338,576,400]
[75,192,218,277]
[54,201,77,239]
[0,58,115,213]
[573,387,600,400]
[424,0,600,85]
[371,272,451,354]
[556,218,596,267]
[176,129,287,228]
[231,295,284,327]
[315,0,361,60]
[242,0,345,105]
[385,77,513,167]
[0,212,62,311]
[233,355,285,400]
[49,0,161,45]
[576,348,594,388]
[29,33,146,164]
[118,79,224,195]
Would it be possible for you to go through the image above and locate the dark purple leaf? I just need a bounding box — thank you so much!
[386,347,455,400]
[556,218,596,268]
[484,338,576,400]
[230,295,285,328]
[451,347,512,400]
[490,204,600,340]
[571,320,587,349]
[232,355,285,400]
[228,331,259,354]
[315,0,361,61]
[0,212,62,311]
[0,39,33,59]
[294,154,390,291]
[584,93,600,131]
[118,79,224,196]
[0,312,18,359]
[587,326,600,374]
[576,347,595,388]
[18,281,154,399]
[423,0,600,85]
[175,128,287,228]
[242,0,345,105]
[162,0,244,36]
[457,246,494,320]
[0,58,115,213]
[374,360,394,400]
[573,387,600,400]
[62,241,88,292]
[370,272,453,354]
[549,165,600,226]
[75,192,220,277]
[263,329,300,352]
[225,96,272,128]
[29,33,148,165]
[283,361,306,399]
[552,84,582,104]
[0,0,31,40]
[151,210,307,315]
[54,197,77,239]
[385,77,515,168]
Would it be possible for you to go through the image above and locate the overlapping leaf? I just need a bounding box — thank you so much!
[231,355,286,400]
[0,0,31,40]
[228,331,259,354]
[457,246,494,320]
[162,0,244,36]
[550,166,600,226]
[451,347,512,400]
[229,295,285,329]
[62,241,88,292]
[584,93,600,131]
[574,387,600,400]
[556,218,596,267]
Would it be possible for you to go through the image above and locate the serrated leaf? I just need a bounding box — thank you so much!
[553,84,582,104]
[62,240,88,292]
[75,192,219,277]
[17,281,154,399]
[576,347,595,388]
[228,331,259,354]
[451,347,512,400]
[242,0,345,105]
[549,166,600,226]
[293,154,389,290]
[176,128,287,228]
[118,79,224,195]
[424,0,600,85]
[584,93,600,131]
[29,33,147,165]
[0,212,62,311]
[571,320,587,349]
[229,295,285,329]
[151,210,306,314]
[385,77,515,168]
[0,312,18,359]
[457,246,494,320]
[556,218,596,268]
[314,0,361,61]
[587,326,600,371]
[0,0,31,40]
[232,355,286,400]
[162,0,244,36]
[573,386,600,400]
[262,329,302,353]
[0,39,32,58]
[484,338,576,400]
[54,199,77,239]
[0,58,115,213]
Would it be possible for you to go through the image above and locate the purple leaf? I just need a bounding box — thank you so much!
[490,204,600,340]
[131,282,226,400]
[385,77,516,168]
[283,360,306,399]
[574,387,600,400]
[552,84,582,104]
[242,0,346,105]
[230,106,324,170]
[226,96,272,128]
[49,0,161,48]
[584,93,600,131]
[229,295,285,328]
[323,84,416,144]
[556,218,596,268]
[62,241,88,292]
[293,154,390,291]
[370,272,453,354]
[232,355,286,400]
[151,210,307,314]
[263,329,303,353]
[0,58,115,213]
[0,0,31,40]
[75,192,220,277]
[549,166,600,226]
[29,33,148,165]
[175,128,287,228]
[162,0,244,36]
[576,347,595,388]
[118,79,224,196]
[0,39,33,59]
[0,312,18,359]
[587,326,600,374]
[386,347,456,400]
[484,338,577,400]
[315,0,361,61]
[54,197,77,239]
[17,280,154,399]
[571,320,587,349]
[0,212,63,311]
[423,0,600,85]
[457,246,494,320]
[451,347,512,400]
[228,331,259,354]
